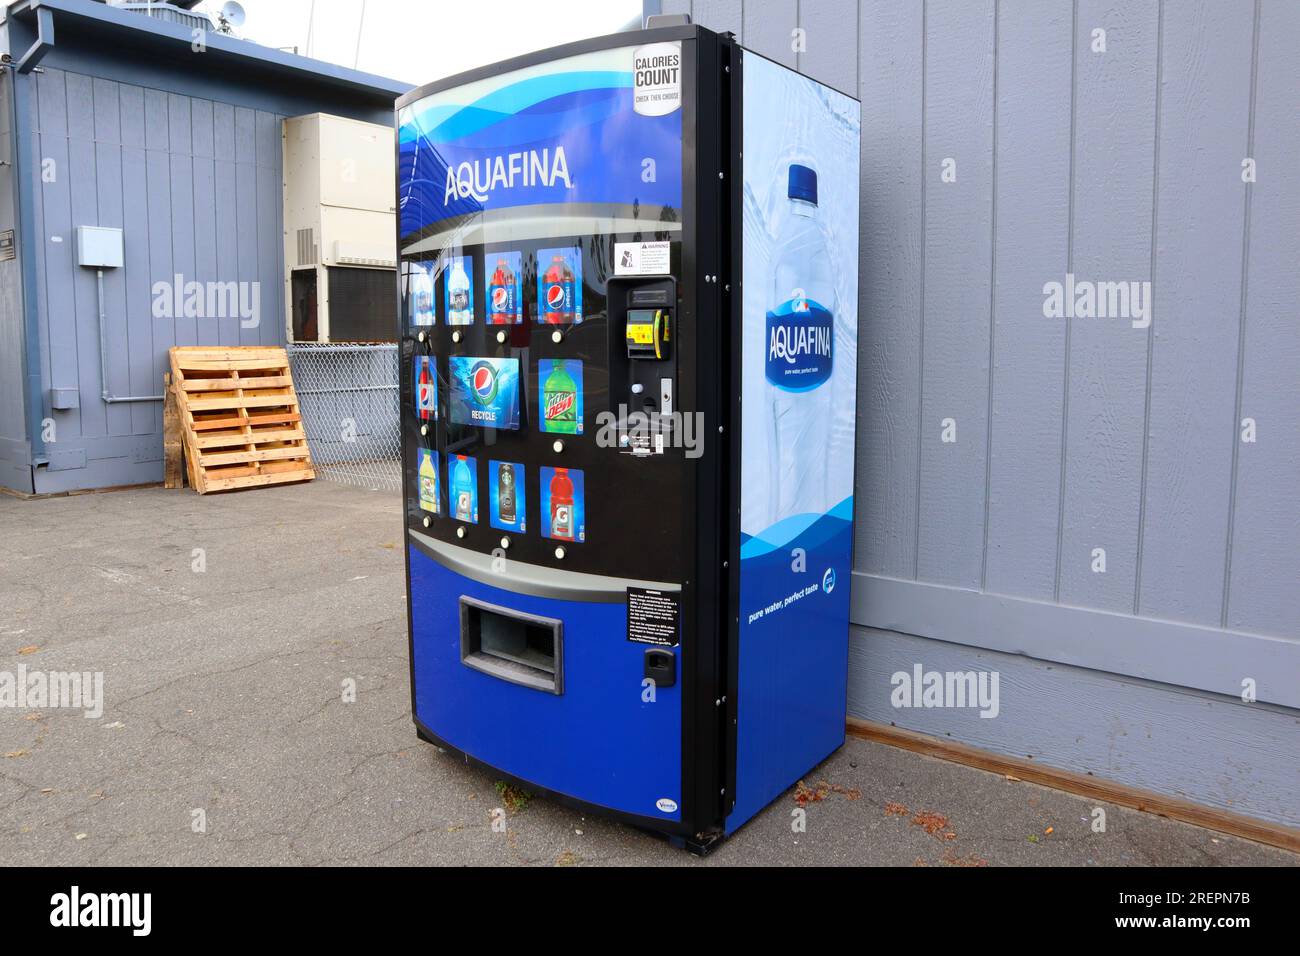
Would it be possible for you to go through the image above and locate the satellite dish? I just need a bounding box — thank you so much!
[218,1,246,31]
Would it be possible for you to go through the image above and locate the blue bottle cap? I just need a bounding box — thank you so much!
[788,164,818,204]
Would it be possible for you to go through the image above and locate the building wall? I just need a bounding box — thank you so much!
[0,68,33,493]
[20,66,285,492]
[658,0,1300,824]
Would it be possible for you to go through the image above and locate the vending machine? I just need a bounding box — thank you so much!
[397,19,860,851]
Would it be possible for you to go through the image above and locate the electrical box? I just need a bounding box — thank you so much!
[75,226,123,269]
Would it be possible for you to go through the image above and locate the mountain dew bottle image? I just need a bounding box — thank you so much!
[541,360,578,434]
[453,455,474,521]
[765,164,835,526]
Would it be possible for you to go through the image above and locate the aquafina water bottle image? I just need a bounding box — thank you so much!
[765,162,835,526]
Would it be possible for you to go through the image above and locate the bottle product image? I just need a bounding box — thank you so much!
[549,467,574,540]
[541,360,579,434]
[541,254,575,324]
[418,449,439,514]
[448,259,473,324]
[453,455,475,521]
[415,357,436,421]
[488,257,517,324]
[498,463,516,524]
[764,163,835,526]
[410,265,435,326]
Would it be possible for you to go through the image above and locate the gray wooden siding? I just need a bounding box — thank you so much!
[662,1,1300,703]
[28,68,285,491]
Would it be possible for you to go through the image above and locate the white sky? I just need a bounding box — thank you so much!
[193,0,645,85]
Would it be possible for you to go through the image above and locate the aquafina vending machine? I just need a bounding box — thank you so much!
[397,17,860,852]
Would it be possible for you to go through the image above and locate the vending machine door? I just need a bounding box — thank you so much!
[397,25,730,840]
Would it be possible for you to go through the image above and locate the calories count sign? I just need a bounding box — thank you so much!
[633,42,681,117]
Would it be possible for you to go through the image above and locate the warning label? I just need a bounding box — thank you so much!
[627,587,680,646]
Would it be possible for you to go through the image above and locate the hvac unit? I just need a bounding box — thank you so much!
[283,113,396,342]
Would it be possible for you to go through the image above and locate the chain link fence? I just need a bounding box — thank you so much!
[287,343,402,493]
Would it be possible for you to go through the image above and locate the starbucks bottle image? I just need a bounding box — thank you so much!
[542,360,579,434]
[498,463,516,524]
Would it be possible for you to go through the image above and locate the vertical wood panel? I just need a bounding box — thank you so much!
[169,152,197,347]
[36,71,80,438]
[191,97,218,350]
[94,143,129,440]
[255,110,282,345]
[145,147,173,432]
[855,0,924,577]
[1057,0,1158,611]
[68,135,103,437]
[1226,0,1300,637]
[984,0,1072,599]
[1137,0,1254,624]
[744,0,798,68]
[116,84,150,434]
[800,0,859,92]
[915,0,996,587]
[235,161,258,345]
[120,144,153,435]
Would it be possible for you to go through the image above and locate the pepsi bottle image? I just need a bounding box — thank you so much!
[498,463,516,524]
[488,258,516,324]
[765,163,835,526]
[542,255,575,324]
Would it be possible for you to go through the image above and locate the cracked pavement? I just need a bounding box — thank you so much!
[0,481,1294,866]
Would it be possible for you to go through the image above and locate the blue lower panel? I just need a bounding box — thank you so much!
[409,545,682,822]
[726,510,852,833]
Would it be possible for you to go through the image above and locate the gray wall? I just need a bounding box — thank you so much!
[22,67,286,493]
[660,0,1300,824]
[0,69,31,493]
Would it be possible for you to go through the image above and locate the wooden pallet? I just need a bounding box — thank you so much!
[167,346,315,494]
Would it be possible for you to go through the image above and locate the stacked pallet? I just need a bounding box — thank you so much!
[167,346,315,494]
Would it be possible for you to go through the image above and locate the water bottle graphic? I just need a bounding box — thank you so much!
[765,163,835,526]
[410,265,435,326]
[448,260,472,324]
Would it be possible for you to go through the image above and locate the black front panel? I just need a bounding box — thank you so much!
[399,234,687,583]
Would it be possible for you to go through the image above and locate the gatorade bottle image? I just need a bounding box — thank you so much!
[542,255,575,324]
[498,463,516,524]
[415,357,435,421]
[418,449,438,514]
[549,467,574,540]
[765,163,835,526]
[488,258,516,324]
[410,265,434,326]
[453,455,475,522]
[541,360,579,434]
[448,260,472,324]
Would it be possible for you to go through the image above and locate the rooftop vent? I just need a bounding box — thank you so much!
[111,2,215,34]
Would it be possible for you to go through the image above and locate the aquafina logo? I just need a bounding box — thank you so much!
[765,287,833,391]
